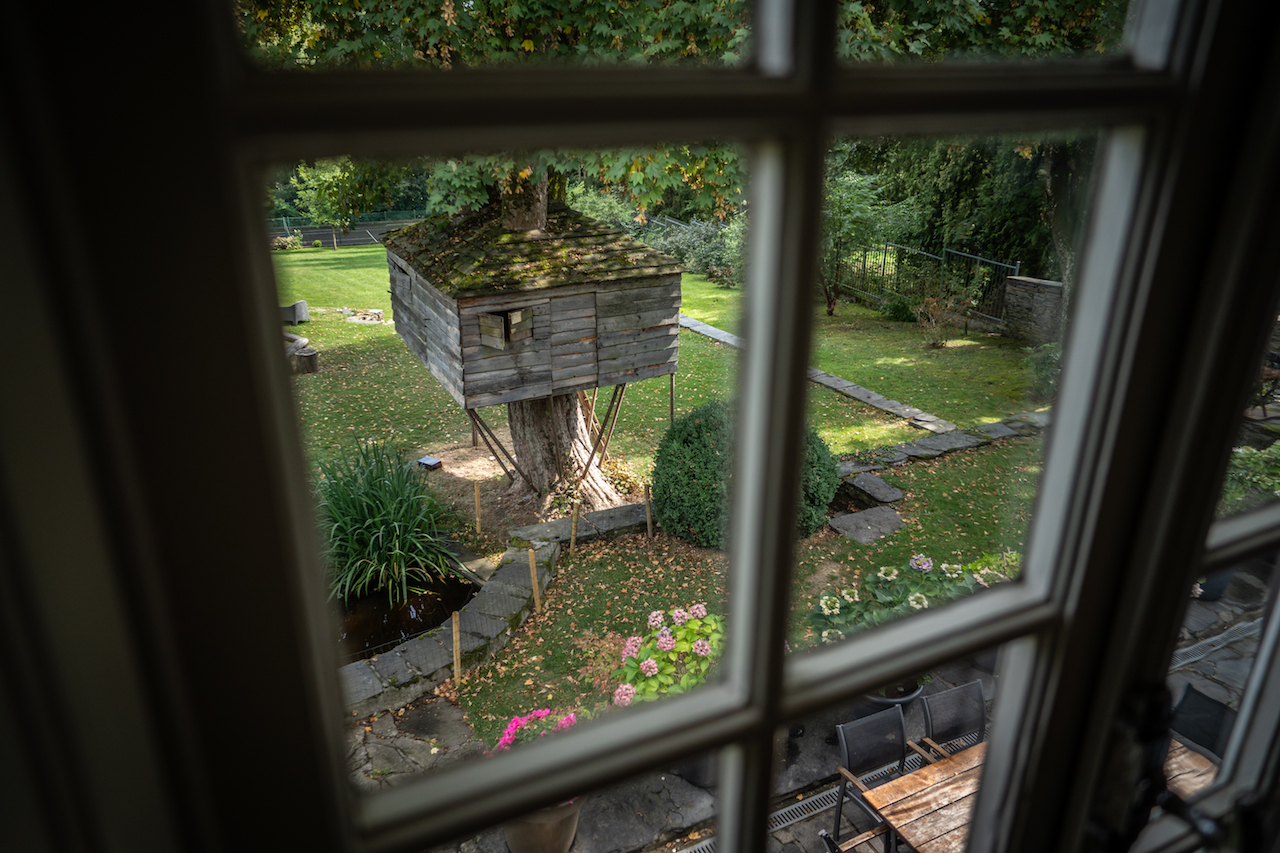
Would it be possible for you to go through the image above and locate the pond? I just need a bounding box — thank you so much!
[337,576,476,662]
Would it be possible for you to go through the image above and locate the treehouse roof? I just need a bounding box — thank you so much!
[382,200,682,298]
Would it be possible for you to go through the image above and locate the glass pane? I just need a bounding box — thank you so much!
[1213,301,1280,519]
[237,0,750,70]
[1164,553,1274,796]
[409,748,721,852]
[773,643,1006,851]
[265,145,746,780]
[837,0,1132,65]
[790,131,1096,648]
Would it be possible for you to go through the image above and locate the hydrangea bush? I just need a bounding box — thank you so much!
[611,603,725,706]
[809,551,1021,643]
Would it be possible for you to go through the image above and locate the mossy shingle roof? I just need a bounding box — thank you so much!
[383,201,682,297]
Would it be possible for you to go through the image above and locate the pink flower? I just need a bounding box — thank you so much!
[690,603,707,619]
[613,684,636,706]
[657,629,676,652]
[648,610,665,628]
[622,636,642,659]
[640,658,659,677]
[672,608,690,625]
[555,713,577,731]
[693,639,711,657]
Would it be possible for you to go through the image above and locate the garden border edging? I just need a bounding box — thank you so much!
[338,503,649,718]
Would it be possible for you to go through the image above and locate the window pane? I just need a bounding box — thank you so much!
[789,132,1096,648]
[772,643,1006,852]
[265,146,747,781]
[1213,305,1280,519]
[837,0,1132,65]
[1165,552,1274,796]
[237,0,750,70]
[408,749,722,852]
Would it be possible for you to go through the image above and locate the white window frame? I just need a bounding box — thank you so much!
[6,1,1280,852]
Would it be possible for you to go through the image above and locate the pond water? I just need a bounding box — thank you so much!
[337,577,475,662]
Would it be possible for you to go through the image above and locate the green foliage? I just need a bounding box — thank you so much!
[652,399,735,549]
[808,550,1020,642]
[610,604,725,705]
[651,399,838,548]
[1025,342,1063,402]
[315,440,463,607]
[272,230,304,251]
[293,157,406,236]
[797,427,840,538]
[312,240,323,248]
[647,217,744,285]
[880,297,918,323]
[1218,444,1280,517]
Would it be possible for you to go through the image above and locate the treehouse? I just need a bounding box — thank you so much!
[383,200,683,411]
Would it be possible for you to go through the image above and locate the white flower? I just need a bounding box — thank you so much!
[941,563,963,578]
[821,629,841,644]
[841,588,859,603]
[907,592,928,610]
[877,566,899,582]
[819,595,841,616]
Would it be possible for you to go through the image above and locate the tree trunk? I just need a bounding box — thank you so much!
[502,168,548,231]
[507,393,624,513]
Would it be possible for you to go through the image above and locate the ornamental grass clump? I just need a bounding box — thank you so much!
[611,603,725,706]
[809,550,1020,643]
[315,440,463,607]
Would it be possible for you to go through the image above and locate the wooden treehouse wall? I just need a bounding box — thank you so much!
[389,249,680,410]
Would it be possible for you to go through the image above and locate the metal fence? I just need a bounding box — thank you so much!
[834,242,1019,321]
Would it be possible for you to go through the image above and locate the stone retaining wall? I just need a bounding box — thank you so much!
[338,504,648,718]
[1003,276,1064,344]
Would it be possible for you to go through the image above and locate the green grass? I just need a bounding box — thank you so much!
[788,435,1043,647]
[273,245,393,316]
[456,535,728,745]
[680,274,1039,428]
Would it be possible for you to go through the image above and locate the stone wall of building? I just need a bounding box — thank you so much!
[1003,276,1064,344]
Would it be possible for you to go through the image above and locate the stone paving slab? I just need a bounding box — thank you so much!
[829,506,904,544]
[975,421,1020,439]
[913,431,989,453]
[511,503,648,546]
[848,473,903,504]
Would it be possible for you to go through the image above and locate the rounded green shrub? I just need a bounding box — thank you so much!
[652,399,840,548]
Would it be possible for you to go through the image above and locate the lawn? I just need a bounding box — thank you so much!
[681,274,1039,428]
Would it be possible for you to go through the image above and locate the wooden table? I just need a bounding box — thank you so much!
[1165,739,1218,799]
[861,742,986,853]
[855,739,1218,853]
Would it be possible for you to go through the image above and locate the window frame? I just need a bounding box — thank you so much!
[6,1,1280,852]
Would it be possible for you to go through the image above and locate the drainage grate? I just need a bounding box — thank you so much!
[1169,618,1262,670]
[676,786,844,853]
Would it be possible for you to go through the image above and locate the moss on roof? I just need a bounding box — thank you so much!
[383,201,682,297]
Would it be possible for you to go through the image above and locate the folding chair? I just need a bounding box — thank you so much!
[1171,684,1237,763]
[921,680,987,756]
[829,705,918,852]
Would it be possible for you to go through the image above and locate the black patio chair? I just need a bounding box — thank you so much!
[830,705,912,852]
[921,680,987,756]
[1171,684,1237,763]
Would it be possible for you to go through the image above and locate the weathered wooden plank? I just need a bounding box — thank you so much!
[549,292,595,312]
[594,280,680,307]
[597,347,678,375]
[596,308,680,334]
[1165,741,1218,798]
[465,367,554,397]
[551,329,598,347]
[865,744,987,809]
[550,316,596,334]
[549,306,597,323]
[596,325,678,348]
[599,361,678,385]
[462,287,591,312]
[549,348,597,368]
[597,336,679,362]
[462,347,551,375]
[596,294,681,318]
[551,372,599,392]
[877,770,981,826]
[465,383,554,409]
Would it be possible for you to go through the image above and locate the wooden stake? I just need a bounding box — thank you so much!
[528,549,541,612]
[645,484,653,539]
[474,481,481,534]
[669,372,675,425]
[570,500,580,555]
[452,612,462,681]
[471,419,479,448]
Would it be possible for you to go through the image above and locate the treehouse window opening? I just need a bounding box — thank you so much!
[478,308,533,351]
